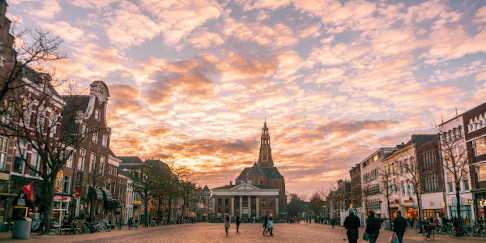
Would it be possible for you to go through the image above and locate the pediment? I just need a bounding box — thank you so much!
[229,183,261,191]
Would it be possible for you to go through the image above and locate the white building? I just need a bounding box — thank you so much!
[123,177,134,224]
[440,115,475,220]
[360,147,395,218]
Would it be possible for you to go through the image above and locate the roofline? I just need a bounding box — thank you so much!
[439,101,486,126]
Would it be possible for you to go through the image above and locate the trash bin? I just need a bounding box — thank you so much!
[12,217,32,239]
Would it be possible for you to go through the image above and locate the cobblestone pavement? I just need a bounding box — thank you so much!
[2,222,486,243]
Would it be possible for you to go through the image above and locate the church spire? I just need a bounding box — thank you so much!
[258,119,274,167]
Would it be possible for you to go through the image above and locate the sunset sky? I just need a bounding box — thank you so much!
[6,0,486,197]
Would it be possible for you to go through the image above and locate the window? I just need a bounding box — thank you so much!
[66,152,73,168]
[109,166,113,175]
[102,135,108,147]
[0,56,4,67]
[114,168,117,176]
[95,109,100,121]
[1,99,14,125]
[473,138,486,156]
[447,173,453,193]
[63,176,71,194]
[401,182,405,196]
[13,140,27,174]
[100,156,106,176]
[78,149,85,171]
[225,198,229,206]
[0,136,8,170]
[92,131,98,144]
[462,171,469,191]
[112,180,116,194]
[399,161,403,175]
[29,150,41,177]
[90,152,96,173]
[407,182,411,195]
[218,198,222,206]
[81,124,88,135]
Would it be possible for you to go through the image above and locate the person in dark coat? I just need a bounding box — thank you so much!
[366,210,381,243]
[235,215,240,233]
[263,216,268,235]
[344,208,360,243]
[393,211,408,243]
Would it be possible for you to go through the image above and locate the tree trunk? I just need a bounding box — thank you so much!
[40,177,55,235]
[455,183,462,227]
[144,198,149,227]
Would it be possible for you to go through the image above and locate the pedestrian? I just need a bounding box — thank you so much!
[128,218,132,230]
[134,218,138,229]
[331,216,336,228]
[393,211,407,243]
[224,216,230,237]
[267,217,274,236]
[263,216,268,235]
[344,208,360,243]
[235,215,240,233]
[365,210,381,243]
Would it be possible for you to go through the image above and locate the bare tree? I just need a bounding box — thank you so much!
[1,28,64,112]
[0,72,99,234]
[437,128,470,225]
[378,167,394,226]
[309,191,325,218]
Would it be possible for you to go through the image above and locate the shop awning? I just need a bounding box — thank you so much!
[88,186,103,200]
[100,187,112,202]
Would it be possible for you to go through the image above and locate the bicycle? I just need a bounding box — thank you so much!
[423,225,435,240]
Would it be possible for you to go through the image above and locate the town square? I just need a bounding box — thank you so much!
[1,0,486,242]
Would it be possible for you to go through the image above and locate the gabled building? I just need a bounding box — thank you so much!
[61,80,119,219]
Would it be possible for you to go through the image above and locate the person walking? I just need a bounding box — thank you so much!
[267,217,274,236]
[365,210,381,243]
[128,218,132,230]
[344,208,360,243]
[235,215,240,233]
[393,211,408,243]
[263,216,268,235]
[224,216,230,237]
[331,216,336,228]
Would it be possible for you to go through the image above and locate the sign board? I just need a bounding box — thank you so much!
[55,170,64,193]
[440,202,446,207]
[468,199,474,204]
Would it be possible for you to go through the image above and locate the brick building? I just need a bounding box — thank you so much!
[212,121,286,221]
[463,102,486,220]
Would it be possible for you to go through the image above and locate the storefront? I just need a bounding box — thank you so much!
[421,192,445,219]
[52,195,70,227]
[473,192,486,221]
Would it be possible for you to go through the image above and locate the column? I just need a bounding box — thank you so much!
[275,197,279,218]
[239,196,243,216]
[231,197,235,216]
[256,197,259,219]
[248,196,251,217]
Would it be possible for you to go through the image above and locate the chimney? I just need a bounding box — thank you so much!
[230,181,233,186]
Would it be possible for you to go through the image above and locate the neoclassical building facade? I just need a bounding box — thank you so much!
[212,121,286,221]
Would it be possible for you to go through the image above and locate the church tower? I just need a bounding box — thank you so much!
[257,120,274,167]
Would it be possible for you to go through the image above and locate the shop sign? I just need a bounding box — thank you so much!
[54,195,70,202]
[404,199,413,203]
[429,201,434,206]
[480,200,486,207]
[468,199,474,204]
[440,202,445,207]
[55,170,64,193]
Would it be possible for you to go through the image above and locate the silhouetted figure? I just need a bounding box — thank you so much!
[344,208,360,243]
